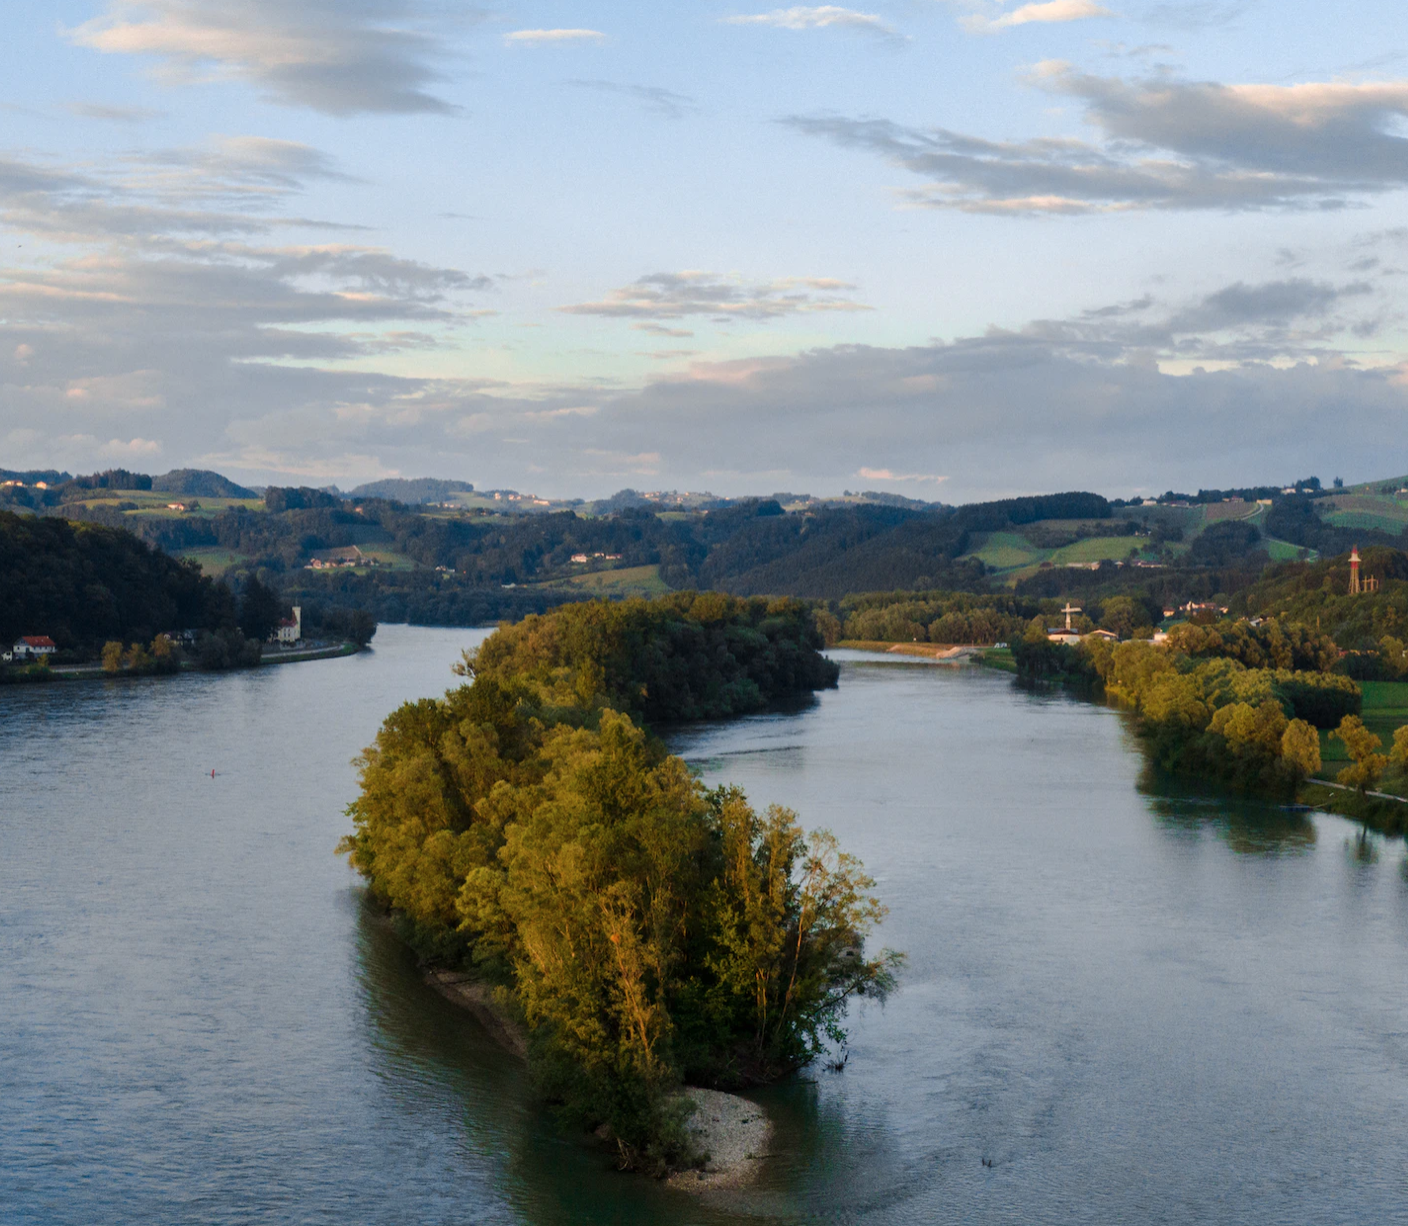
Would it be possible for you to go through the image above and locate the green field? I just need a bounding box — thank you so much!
[175,548,248,575]
[1317,681,1408,767]
[962,531,1042,571]
[548,564,670,597]
[71,489,265,516]
[1319,492,1408,535]
[1049,537,1143,565]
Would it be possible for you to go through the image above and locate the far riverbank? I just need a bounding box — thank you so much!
[2,639,365,685]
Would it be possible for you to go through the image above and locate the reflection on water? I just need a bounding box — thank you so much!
[7,632,1408,1224]
[1139,769,1319,856]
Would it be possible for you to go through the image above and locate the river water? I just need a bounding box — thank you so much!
[4,627,1408,1224]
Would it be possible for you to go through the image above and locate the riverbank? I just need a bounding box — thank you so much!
[1299,779,1408,836]
[837,639,981,660]
[423,966,772,1191]
[3,640,364,684]
[835,640,1018,672]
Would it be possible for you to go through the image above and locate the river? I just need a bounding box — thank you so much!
[3,627,1407,1224]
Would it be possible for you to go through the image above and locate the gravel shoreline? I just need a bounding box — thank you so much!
[424,968,771,1191]
[666,1088,772,1192]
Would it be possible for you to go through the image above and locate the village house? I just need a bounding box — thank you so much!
[305,545,375,570]
[9,635,57,661]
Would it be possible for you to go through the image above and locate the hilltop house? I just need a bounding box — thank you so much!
[305,545,376,570]
[275,607,302,646]
[10,635,57,661]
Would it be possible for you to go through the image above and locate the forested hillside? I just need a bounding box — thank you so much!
[0,511,236,650]
[9,464,1408,631]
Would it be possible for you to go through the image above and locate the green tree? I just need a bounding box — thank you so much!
[1332,715,1387,793]
[1391,725,1408,770]
[813,608,842,647]
[1280,719,1322,779]
[1099,596,1151,640]
[238,574,282,641]
[101,640,124,673]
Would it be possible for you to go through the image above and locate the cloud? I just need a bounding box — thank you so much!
[723,6,903,39]
[856,467,948,483]
[504,29,605,45]
[567,80,698,119]
[968,0,1113,33]
[0,141,496,478]
[786,65,1408,212]
[1011,276,1383,366]
[1142,1,1247,31]
[67,0,465,115]
[5,213,1403,499]
[560,271,872,320]
[64,102,166,122]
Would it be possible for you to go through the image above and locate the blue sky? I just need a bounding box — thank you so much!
[3,1,1408,500]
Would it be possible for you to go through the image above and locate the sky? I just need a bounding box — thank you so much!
[3,0,1408,502]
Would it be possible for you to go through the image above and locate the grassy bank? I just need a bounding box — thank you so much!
[1299,780,1408,837]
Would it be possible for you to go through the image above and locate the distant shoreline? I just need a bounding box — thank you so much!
[3,640,364,685]
[836,640,1015,669]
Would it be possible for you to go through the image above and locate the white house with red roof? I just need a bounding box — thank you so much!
[10,635,57,661]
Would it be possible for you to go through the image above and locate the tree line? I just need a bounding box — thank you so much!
[1013,619,1362,795]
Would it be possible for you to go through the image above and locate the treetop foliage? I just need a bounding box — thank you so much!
[469,592,839,724]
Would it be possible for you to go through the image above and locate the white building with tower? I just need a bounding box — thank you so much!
[276,607,302,645]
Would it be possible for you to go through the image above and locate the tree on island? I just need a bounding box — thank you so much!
[340,595,894,1172]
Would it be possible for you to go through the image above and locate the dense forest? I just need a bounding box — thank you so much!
[0,511,236,651]
[340,595,892,1171]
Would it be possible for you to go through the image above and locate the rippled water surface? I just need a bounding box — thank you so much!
[5,630,1408,1224]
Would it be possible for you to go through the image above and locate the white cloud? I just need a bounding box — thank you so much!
[788,66,1408,212]
[857,467,948,483]
[965,0,1113,33]
[560,271,871,320]
[67,0,464,115]
[724,6,902,38]
[504,28,606,45]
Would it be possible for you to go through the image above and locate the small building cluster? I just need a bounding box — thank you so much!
[305,546,377,570]
[1045,605,1119,645]
[3,635,57,662]
[570,551,624,564]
